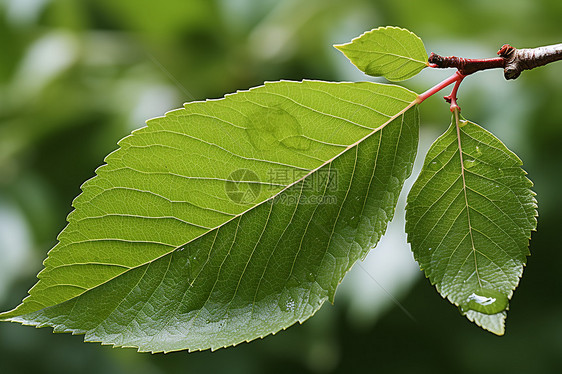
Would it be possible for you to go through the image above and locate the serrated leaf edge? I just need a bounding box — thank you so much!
[334,26,429,81]
[1,81,420,351]
[405,113,537,335]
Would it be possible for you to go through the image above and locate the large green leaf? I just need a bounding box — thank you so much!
[335,26,428,81]
[405,113,537,335]
[1,80,419,352]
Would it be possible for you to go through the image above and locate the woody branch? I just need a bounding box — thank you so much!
[429,43,562,79]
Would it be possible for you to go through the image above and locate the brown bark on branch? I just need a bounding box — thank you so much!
[499,43,562,79]
[427,53,504,75]
[428,43,562,80]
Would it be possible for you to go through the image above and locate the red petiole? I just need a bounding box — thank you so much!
[416,71,465,111]
[443,74,465,112]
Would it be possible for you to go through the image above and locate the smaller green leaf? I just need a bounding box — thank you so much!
[405,114,537,335]
[335,26,428,81]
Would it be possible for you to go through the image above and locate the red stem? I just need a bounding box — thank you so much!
[429,43,562,79]
[428,52,505,75]
[416,71,464,104]
[419,43,562,109]
[444,75,465,112]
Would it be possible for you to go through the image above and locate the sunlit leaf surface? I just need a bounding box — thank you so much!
[1,80,419,352]
[335,26,428,81]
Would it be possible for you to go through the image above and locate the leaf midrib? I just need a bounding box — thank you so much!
[339,48,426,65]
[454,111,483,289]
[92,99,417,294]
[4,93,418,320]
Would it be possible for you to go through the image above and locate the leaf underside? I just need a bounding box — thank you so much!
[405,115,537,335]
[1,80,419,352]
[335,26,428,81]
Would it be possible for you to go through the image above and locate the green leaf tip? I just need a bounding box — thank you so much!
[1,80,420,352]
[406,115,537,336]
[335,26,428,81]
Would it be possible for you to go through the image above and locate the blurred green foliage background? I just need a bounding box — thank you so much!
[1,0,561,373]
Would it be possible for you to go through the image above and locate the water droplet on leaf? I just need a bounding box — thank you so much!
[474,145,482,157]
[279,294,296,313]
[288,300,295,311]
[463,159,477,169]
[246,106,311,151]
[459,288,508,315]
[458,120,468,128]
[428,160,441,171]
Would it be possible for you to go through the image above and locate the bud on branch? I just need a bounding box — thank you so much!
[499,43,562,79]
